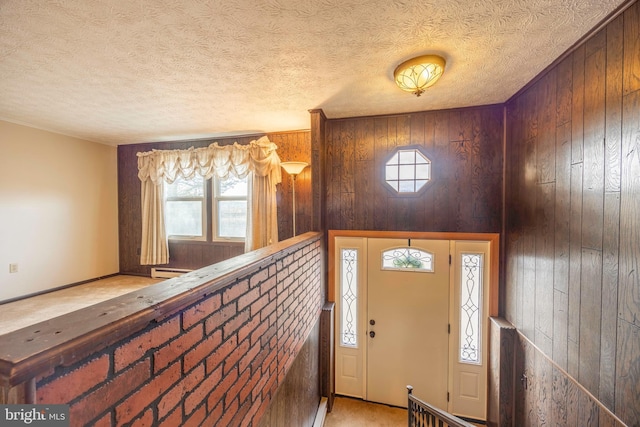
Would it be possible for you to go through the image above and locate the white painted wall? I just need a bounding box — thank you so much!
[0,121,119,302]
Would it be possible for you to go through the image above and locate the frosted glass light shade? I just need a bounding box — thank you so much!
[394,55,446,97]
[281,161,308,176]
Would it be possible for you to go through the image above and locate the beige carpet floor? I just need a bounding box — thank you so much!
[0,275,161,335]
[324,396,407,427]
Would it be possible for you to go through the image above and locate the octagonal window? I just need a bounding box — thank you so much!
[385,148,431,193]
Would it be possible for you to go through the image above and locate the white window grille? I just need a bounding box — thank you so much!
[385,148,431,193]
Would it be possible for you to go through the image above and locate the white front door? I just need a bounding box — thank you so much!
[366,238,450,408]
[333,235,490,420]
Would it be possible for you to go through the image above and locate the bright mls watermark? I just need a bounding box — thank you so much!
[1,405,69,426]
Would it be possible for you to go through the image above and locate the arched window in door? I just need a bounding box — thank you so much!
[381,247,434,272]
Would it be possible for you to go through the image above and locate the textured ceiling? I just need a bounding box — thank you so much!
[0,0,627,145]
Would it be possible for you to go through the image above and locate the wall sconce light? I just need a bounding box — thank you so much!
[394,55,446,97]
[280,161,308,236]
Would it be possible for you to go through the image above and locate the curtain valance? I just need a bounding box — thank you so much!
[137,136,281,184]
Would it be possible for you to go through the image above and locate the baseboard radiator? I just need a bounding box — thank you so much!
[150,267,192,279]
[407,386,475,427]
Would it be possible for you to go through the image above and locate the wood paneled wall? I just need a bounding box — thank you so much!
[324,106,503,234]
[270,132,313,241]
[118,131,311,275]
[488,317,516,427]
[515,332,625,427]
[258,319,320,427]
[504,2,640,425]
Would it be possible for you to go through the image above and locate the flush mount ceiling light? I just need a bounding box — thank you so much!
[394,55,446,97]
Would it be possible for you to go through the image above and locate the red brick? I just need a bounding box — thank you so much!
[264,365,278,397]
[277,284,291,306]
[202,399,224,426]
[268,311,277,328]
[206,334,238,374]
[250,321,269,347]
[154,324,203,373]
[158,407,182,427]
[116,361,181,425]
[261,348,277,375]
[251,346,270,374]
[205,303,237,335]
[222,280,248,304]
[241,395,263,427]
[182,294,222,329]
[268,333,277,350]
[207,366,239,410]
[230,399,253,427]
[240,369,261,402]
[252,367,270,401]
[92,413,112,427]
[259,277,275,295]
[157,364,204,419]
[114,318,180,372]
[249,268,270,288]
[238,286,260,311]
[222,308,251,339]
[218,397,238,427]
[182,404,206,427]
[225,368,251,407]
[130,408,154,427]
[37,354,110,404]
[250,293,270,318]
[261,324,277,347]
[283,313,294,333]
[69,359,150,427]
[238,314,260,344]
[224,338,250,375]
[183,329,222,373]
[184,365,222,415]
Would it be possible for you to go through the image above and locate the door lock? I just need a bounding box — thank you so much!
[369,331,376,338]
[369,319,376,325]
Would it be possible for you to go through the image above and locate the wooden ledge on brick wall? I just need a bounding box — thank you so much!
[0,232,322,391]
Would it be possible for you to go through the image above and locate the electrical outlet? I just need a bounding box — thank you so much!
[9,263,18,274]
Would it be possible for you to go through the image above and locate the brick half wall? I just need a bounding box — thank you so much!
[26,234,323,427]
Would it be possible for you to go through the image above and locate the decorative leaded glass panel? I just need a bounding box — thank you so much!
[459,253,483,364]
[340,249,358,347]
[381,247,434,272]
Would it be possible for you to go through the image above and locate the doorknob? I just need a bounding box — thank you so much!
[369,319,376,325]
[369,331,376,338]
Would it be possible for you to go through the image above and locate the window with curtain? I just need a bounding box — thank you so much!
[137,136,282,265]
[213,174,248,241]
[163,174,249,242]
[164,175,207,240]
